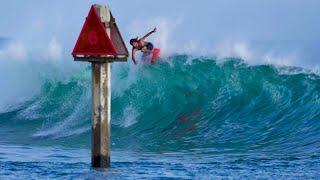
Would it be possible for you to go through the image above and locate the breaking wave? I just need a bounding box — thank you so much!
[1,55,319,157]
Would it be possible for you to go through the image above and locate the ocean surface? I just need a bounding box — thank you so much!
[0,40,320,179]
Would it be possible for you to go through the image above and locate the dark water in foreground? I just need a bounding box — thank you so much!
[1,145,319,179]
[0,55,320,179]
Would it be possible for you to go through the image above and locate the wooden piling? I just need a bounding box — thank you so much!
[72,3,128,168]
[91,4,112,168]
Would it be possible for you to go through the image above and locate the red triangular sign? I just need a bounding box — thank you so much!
[72,6,117,56]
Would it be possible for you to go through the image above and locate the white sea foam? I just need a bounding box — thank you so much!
[46,37,63,61]
[121,105,139,128]
[112,62,140,97]
[32,87,90,138]
[0,41,27,61]
[213,40,302,68]
[0,38,84,112]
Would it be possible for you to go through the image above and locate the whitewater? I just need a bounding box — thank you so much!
[0,38,320,178]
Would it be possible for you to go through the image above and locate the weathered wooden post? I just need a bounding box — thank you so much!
[72,4,128,168]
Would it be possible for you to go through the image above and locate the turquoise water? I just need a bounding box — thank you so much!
[1,55,320,179]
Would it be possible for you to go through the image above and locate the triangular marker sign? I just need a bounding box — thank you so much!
[72,6,117,56]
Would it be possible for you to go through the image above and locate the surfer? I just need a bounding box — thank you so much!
[130,27,157,64]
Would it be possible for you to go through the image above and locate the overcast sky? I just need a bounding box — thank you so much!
[0,0,319,54]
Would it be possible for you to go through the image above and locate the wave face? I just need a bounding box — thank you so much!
[1,55,320,157]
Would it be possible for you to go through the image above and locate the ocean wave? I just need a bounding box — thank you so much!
[0,55,319,155]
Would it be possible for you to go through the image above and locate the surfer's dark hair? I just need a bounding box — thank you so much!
[130,37,139,45]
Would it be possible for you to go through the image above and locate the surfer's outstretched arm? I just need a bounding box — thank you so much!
[131,48,137,64]
[140,28,157,41]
